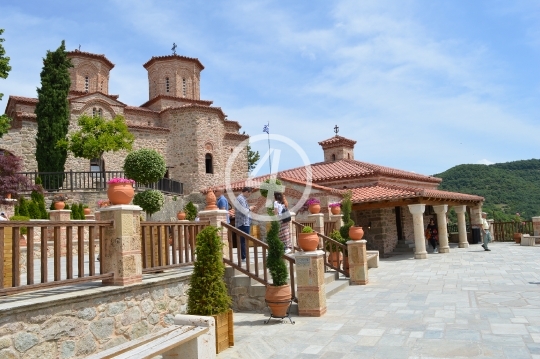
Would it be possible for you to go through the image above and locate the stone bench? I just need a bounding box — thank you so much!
[521,234,538,247]
[366,250,379,268]
[88,315,216,359]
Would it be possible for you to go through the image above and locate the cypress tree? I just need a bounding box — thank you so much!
[35,40,72,189]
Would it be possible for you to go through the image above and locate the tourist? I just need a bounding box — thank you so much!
[481,212,492,251]
[215,189,230,224]
[273,192,292,254]
[235,187,255,262]
[426,218,439,253]
[0,212,8,221]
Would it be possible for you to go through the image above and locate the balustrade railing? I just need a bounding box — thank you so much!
[0,220,113,296]
[18,170,183,194]
[492,221,533,242]
[139,221,209,273]
[324,221,336,236]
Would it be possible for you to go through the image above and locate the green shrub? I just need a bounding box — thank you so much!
[339,191,354,240]
[267,220,288,286]
[328,229,347,254]
[301,226,313,233]
[260,178,282,198]
[9,215,29,235]
[184,201,198,221]
[123,149,166,185]
[28,201,41,219]
[187,226,231,315]
[18,197,29,217]
[133,190,164,215]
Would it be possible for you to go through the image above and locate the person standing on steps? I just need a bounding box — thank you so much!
[426,218,439,253]
[273,192,292,254]
[481,212,492,251]
[235,187,255,262]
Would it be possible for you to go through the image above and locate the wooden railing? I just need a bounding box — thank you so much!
[0,220,113,296]
[18,170,184,194]
[492,221,533,242]
[221,222,296,301]
[140,221,209,273]
[324,221,336,236]
[292,220,349,277]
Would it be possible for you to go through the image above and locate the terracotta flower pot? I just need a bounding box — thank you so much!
[298,232,319,251]
[514,233,522,244]
[330,207,341,215]
[265,284,292,318]
[54,201,65,210]
[177,211,186,220]
[6,193,11,199]
[308,204,321,214]
[205,191,218,210]
[107,182,135,205]
[328,251,343,268]
[83,208,91,215]
[349,226,364,241]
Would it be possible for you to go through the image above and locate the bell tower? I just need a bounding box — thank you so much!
[318,127,356,162]
[67,50,114,95]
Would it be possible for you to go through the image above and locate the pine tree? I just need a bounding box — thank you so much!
[0,29,12,138]
[35,40,72,189]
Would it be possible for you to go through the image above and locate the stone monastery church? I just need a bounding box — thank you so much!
[1,50,249,194]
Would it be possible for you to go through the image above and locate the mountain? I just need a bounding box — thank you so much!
[433,159,540,221]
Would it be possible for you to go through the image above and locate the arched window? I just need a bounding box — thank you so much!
[85,76,89,93]
[92,107,97,117]
[332,154,336,161]
[98,109,102,117]
[166,77,170,93]
[182,78,187,97]
[100,81,103,92]
[205,154,213,174]
[347,153,350,159]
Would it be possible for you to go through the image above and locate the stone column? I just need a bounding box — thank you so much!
[295,250,326,316]
[454,205,469,248]
[408,204,427,259]
[329,214,343,234]
[347,240,368,285]
[198,209,229,257]
[99,205,143,286]
[470,204,483,229]
[49,210,71,255]
[531,217,540,236]
[432,205,450,254]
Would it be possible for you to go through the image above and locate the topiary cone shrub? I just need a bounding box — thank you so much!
[267,219,289,286]
[187,226,231,316]
[339,190,354,240]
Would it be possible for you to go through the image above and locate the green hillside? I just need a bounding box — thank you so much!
[433,159,540,221]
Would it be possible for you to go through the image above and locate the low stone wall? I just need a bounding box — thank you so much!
[0,271,191,359]
[224,266,266,312]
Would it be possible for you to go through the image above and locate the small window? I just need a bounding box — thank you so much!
[205,153,213,174]
[182,78,186,97]
[332,154,336,161]
[90,158,105,178]
[92,107,97,117]
[85,76,89,93]
[100,81,103,92]
[98,109,102,117]
[166,77,170,93]
[347,153,350,159]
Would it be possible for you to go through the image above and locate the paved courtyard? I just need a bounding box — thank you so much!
[219,242,540,359]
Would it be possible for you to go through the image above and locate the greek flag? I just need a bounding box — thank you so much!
[263,124,269,134]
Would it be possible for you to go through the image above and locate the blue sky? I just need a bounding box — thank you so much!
[0,0,539,177]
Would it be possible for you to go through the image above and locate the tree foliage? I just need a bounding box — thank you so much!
[133,189,164,216]
[184,201,198,221]
[247,144,260,173]
[59,114,134,165]
[187,226,231,315]
[35,40,72,188]
[123,149,166,185]
[0,29,12,138]
[434,159,540,221]
[339,190,354,240]
[267,219,289,286]
[0,153,33,203]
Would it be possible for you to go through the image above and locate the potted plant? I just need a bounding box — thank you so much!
[328,230,348,271]
[306,198,321,214]
[83,205,91,216]
[184,201,198,221]
[298,225,319,251]
[106,177,135,205]
[339,191,363,240]
[177,211,187,220]
[97,199,110,208]
[52,193,68,210]
[513,213,524,243]
[9,215,30,246]
[187,226,233,354]
[329,202,341,215]
[265,216,292,320]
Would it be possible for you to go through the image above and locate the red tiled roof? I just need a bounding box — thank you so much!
[224,133,249,141]
[69,92,125,105]
[8,96,38,104]
[349,185,483,203]
[140,95,213,108]
[159,103,226,118]
[143,55,204,70]
[67,50,115,69]
[318,135,357,149]
[279,159,441,184]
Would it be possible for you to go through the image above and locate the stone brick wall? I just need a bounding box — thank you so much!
[353,208,398,256]
[223,267,266,312]
[0,272,190,359]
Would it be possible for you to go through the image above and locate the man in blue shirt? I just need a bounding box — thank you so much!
[235,187,254,262]
[215,188,229,224]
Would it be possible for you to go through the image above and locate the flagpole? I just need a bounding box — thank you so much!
[267,121,272,174]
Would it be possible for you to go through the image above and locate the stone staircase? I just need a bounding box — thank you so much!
[224,262,349,313]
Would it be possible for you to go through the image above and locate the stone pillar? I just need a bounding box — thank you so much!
[532,217,540,236]
[329,214,343,234]
[470,204,483,229]
[295,250,326,316]
[307,213,324,234]
[49,210,71,255]
[198,209,229,257]
[408,204,427,259]
[454,205,469,248]
[347,240,368,285]
[432,205,450,254]
[99,205,143,286]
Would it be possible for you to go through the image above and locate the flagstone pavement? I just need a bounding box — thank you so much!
[218,242,540,359]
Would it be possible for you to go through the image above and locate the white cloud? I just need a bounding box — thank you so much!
[477,159,495,165]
